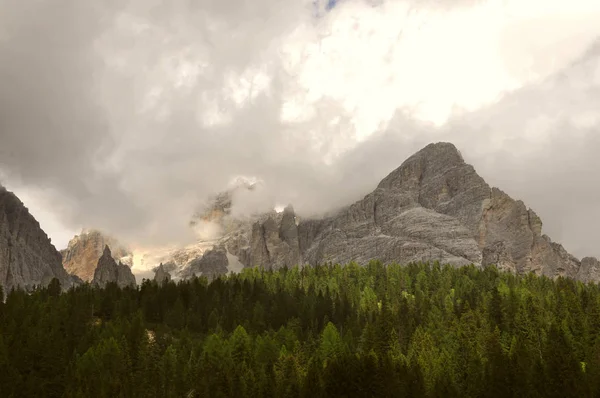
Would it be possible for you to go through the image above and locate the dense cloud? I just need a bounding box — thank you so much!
[334,40,600,257]
[0,0,599,258]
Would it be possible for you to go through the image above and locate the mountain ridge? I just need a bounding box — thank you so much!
[207,142,598,281]
[61,229,133,282]
[5,141,595,289]
[91,245,136,289]
[0,184,77,291]
[135,142,598,283]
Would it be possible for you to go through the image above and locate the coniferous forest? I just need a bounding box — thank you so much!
[1,261,600,397]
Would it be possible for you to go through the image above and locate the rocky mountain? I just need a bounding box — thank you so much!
[61,229,132,282]
[169,142,599,282]
[21,140,594,291]
[74,142,598,284]
[153,263,171,284]
[289,142,595,280]
[180,245,230,281]
[91,246,136,288]
[131,183,256,280]
[0,185,77,292]
[577,257,600,283]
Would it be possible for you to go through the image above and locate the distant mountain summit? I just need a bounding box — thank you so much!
[91,245,136,289]
[57,142,600,283]
[289,141,596,280]
[61,229,132,282]
[153,263,171,284]
[166,142,599,281]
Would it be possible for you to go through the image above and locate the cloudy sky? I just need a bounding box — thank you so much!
[0,0,599,258]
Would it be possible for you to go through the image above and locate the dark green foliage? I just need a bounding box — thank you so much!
[0,261,598,397]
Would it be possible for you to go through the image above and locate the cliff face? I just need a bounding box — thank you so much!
[181,245,229,281]
[246,205,301,271]
[577,257,600,283]
[61,229,132,282]
[107,142,599,283]
[153,263,171,284]
[211,142,599,281]
[0,185,74,292]
[91,246,136,289]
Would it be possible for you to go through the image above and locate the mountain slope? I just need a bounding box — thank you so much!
[212,142,598,281]
[91,245,136,288]
[0,185,76,291]
[61,229,132,282]
[296,143,590,279]
[79,142,599,283]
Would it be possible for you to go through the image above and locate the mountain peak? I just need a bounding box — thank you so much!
[0,184,75,291]
[92,245,136,288]
[55,141,600,284]
[154,262,172,284]
[420,141,462,155]
[61,231,132,282]
[377,142,467,191]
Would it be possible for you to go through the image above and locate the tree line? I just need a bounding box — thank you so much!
[1,261,600,397]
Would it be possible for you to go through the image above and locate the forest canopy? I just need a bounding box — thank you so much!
[1,261,599,397]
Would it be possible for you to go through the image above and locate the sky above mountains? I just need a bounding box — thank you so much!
[1,0,599,258]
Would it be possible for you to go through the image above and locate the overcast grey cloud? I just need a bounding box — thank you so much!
[0,0,599,259]
[332,41,600,258]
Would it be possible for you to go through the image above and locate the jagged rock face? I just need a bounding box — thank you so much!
[0,185,75,292]
[61,229,132,282]
[577,257,600,283]
[92,246,136,289]
[182,245,229,280]
[153,263,171,284]
[247,206,301,269]
[127,142,599,283]
[220,142,599,281]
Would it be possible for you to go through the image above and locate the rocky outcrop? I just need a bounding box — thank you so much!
[182,245,229,280]
[92,246,136,288]
[0,185,76,292]
[130,142,599,283]
[290,142,598,280]
[577,257,600,283]
[153,263,171,284]
[210,142,599,282]
[246,206,302,269]
[61,229,132,282]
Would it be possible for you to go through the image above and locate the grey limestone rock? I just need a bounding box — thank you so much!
[153,263,172,284]
[239,142,599,281]
[246,209,301,270]
[92,246,136,288]
[183,245,229,280]
[0,185,75,292]
[173,142,600,282]
[577,257,600,283]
